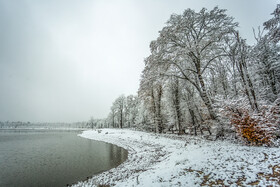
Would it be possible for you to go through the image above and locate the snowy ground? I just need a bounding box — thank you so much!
[74,129,280,187]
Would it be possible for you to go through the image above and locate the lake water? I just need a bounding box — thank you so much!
[0,129,128,187]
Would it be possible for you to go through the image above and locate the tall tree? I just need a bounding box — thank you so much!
[252,30,280,102]
[151,7,238,121]
[228,32,259,111]
[264,4,280,43]
[112,95,126,128]
[125,95,139,127]
[139,56,165,133]
[166,77,184,134]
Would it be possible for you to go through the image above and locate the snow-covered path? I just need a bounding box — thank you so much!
[74,129,280,186]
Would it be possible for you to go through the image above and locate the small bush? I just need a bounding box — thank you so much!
[222,98,279,146]
[230,109,275,146]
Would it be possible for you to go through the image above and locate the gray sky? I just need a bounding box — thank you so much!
[0,0,278,123]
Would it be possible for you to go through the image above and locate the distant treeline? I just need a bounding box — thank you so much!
[0,121,89,129]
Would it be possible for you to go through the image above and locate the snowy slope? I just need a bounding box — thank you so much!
[74,129,280,186]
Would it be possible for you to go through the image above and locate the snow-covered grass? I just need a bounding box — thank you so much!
[74,129,280,187]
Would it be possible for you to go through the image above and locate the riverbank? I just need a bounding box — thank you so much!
[75,129,280,186]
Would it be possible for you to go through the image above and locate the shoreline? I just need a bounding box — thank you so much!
[76,128,170,186]
[75,128,280,186]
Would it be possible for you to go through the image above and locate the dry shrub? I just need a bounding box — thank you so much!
[223,98,279,146]
[231,109,275,146]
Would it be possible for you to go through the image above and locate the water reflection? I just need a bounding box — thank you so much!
[0,130,128,187]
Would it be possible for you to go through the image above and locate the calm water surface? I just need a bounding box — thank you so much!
[0,129,128,187]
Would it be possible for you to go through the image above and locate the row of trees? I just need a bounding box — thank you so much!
[105,95,139,129]
[87,95,139,129]
[0,121,88,129]
[91,5,280,144]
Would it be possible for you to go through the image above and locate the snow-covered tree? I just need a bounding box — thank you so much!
[151,7,238,121]
[165,77,184,134]
[252,31,280,102]
[124,95,139,128]
[226,32,259,111]
[138,54,166,133]
[264,4,280,43]
[112,95,126,129]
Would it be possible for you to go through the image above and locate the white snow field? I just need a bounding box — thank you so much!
[74,129,280,187]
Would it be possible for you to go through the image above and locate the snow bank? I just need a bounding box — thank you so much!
[74,129,280,186]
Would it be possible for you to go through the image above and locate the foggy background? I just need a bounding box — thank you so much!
[0,0,278,122]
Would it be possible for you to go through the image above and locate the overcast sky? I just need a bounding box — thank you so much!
[0,0,278,123]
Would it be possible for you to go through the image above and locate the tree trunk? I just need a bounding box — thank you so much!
[189,108,197,136]
[156,85,163,133]
[151,88,158,133]
[236,61,254,109]
[232,62,238,97]
[197,73,217,120]
[243,62,259,111]
[120,109,123,128]
[174,78,183,134]
[269,70,277,95]
[112,113,115,128]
